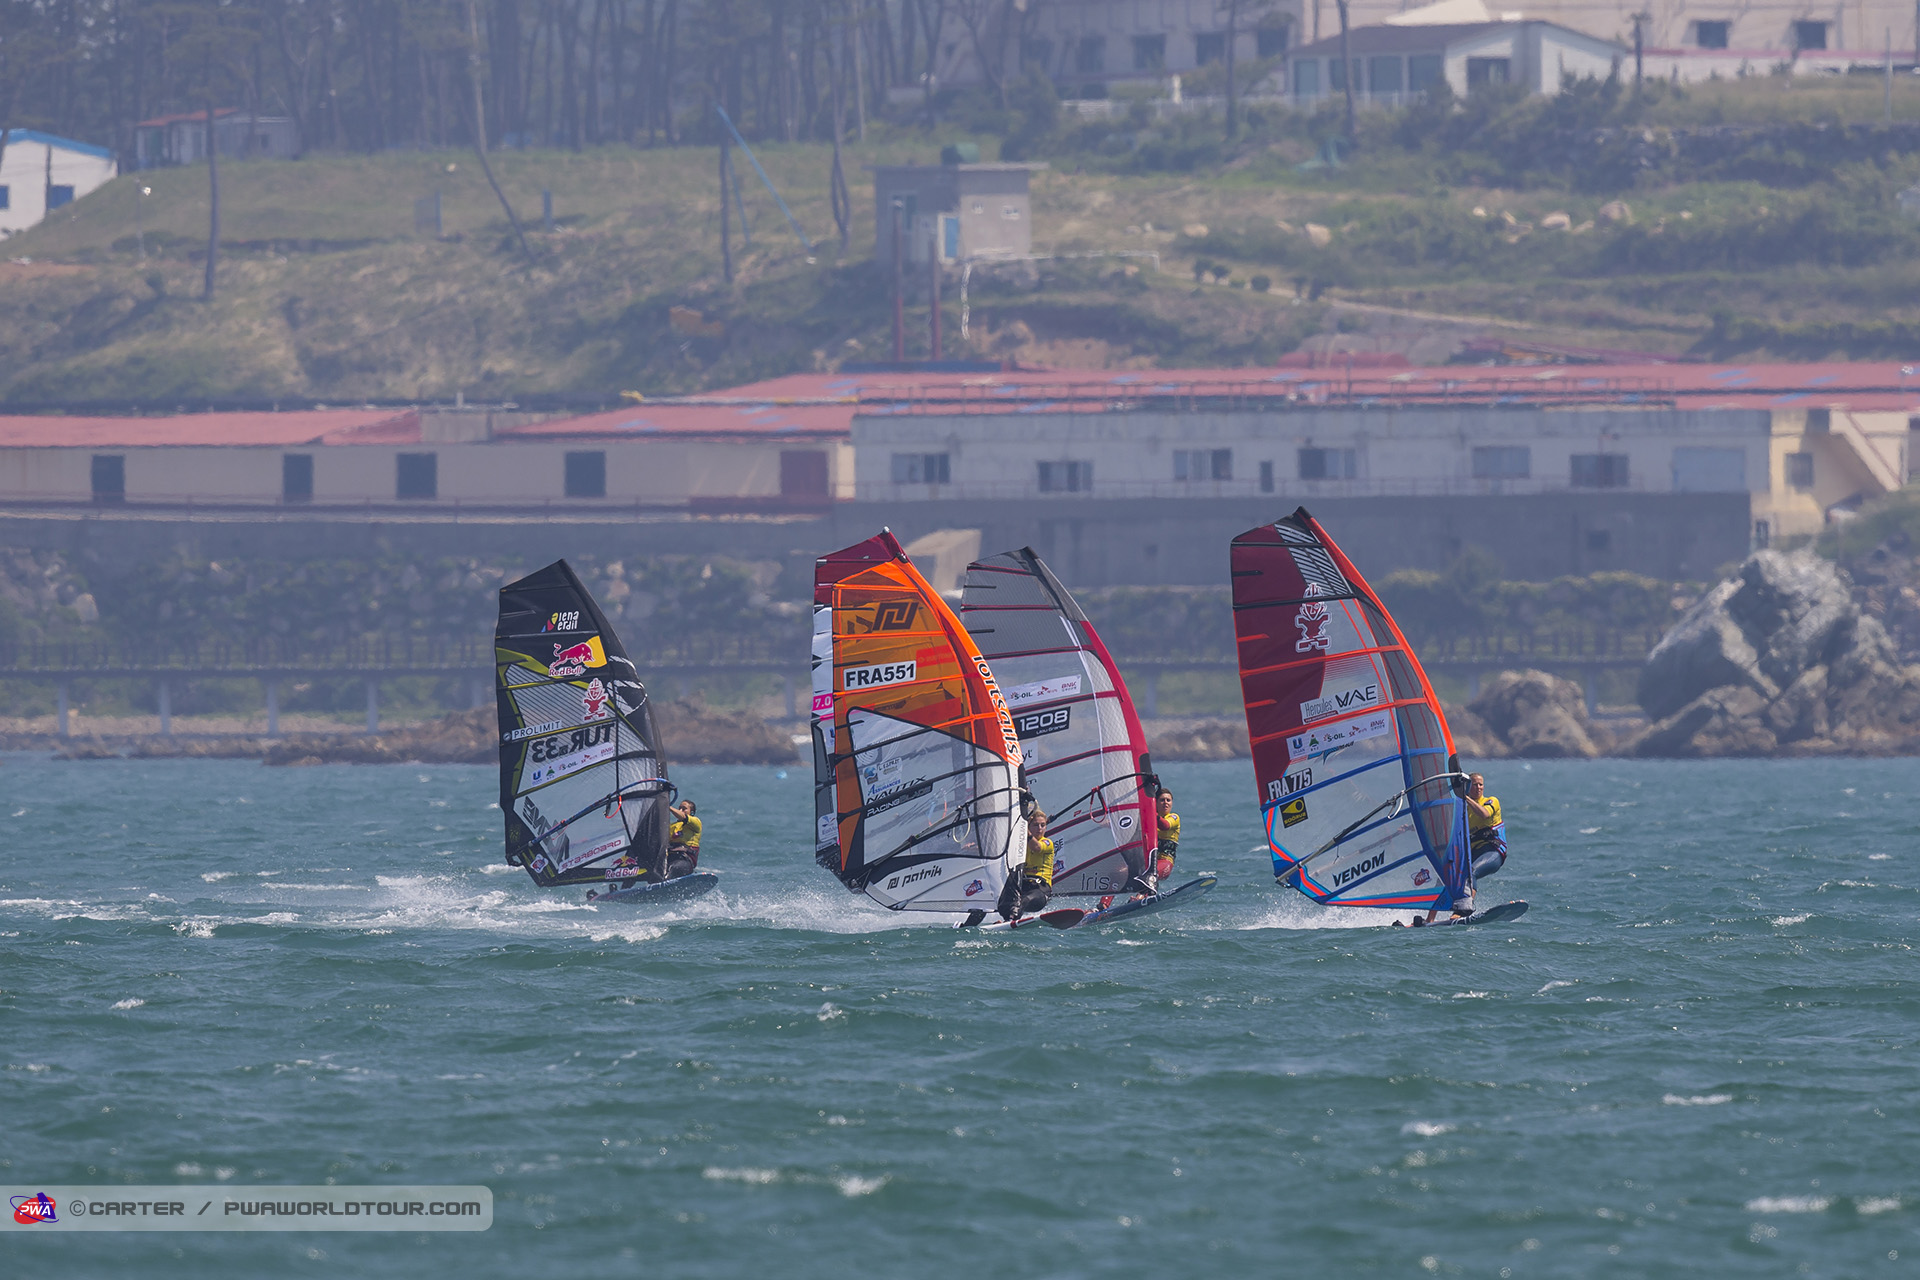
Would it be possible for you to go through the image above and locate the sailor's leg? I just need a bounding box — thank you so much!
[1472,847,1506,881]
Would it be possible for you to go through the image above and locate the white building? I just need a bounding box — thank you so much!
[0,130,118,237]
[1290,19,1626,103]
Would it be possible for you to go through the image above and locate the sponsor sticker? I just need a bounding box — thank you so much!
[811,692,834,715]
[13,1194,57,1225]
[1266,768,1313,802]
[843,661,916,692]
[1330,850,1387,888]
[1286,709,1394,761]
[884,863,944,891]
[1411,867,1432,887]
[1300,682,1382,725]
[1295,600,1332,654]
[542,611,581,633]
[817,813,838,847]
[1280,797,1309,828]
[582,678,611,721]
[549,636,607,678]
[525,723,617,784]
[868,601,918,632]
[557,832,626,873]
[1012,706,1072,739]
[502,720,565,744]
[1003,674,1082,707]
[964,879,985,897]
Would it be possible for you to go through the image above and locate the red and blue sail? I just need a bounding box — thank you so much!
[1232,508,1471,911]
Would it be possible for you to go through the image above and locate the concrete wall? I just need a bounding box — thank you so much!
[856,405,1774,501]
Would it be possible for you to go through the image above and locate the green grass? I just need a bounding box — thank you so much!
[6,76,1920,406]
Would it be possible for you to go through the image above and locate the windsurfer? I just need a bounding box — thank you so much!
[1464,774,1506,880]
[998,809,1056,920]
[667,800,702,879]
[1152,790,1180,889]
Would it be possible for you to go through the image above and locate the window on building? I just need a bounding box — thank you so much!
[91,455,125,503]
[1132,34,1166,71]
[1792,20,1827,50]
[0,185,10,209]
[1570,453,1630,488]
[1368,55,1403,93]
[1805,407,1831,432]
[1299,447,1357,480]
[282,453,313,503]
[1256,26,1289,58]
[1075,36,1106,73]
[1408,54,1444,92]
[1023,38,1054,70]
[396,452,438,499]
[1293,59,1320,94]
[1753,519,1771,549]
[1472,446,1531,479]
[1466,56,1510,86]
[1329,58,1351,91]
[1786,451,1815,491]
[1695,20,1730,48]
[1195,32,1227,65]
[1173,449,1232,481]
[780,450,830,497]
[1586,529,1612,553]
[1259,460,1275,493]
[1671,446,1747,492]
[891,452,951,484]
[46,185,75,209]
[1038,460,1094,492]
[565,451,607,498]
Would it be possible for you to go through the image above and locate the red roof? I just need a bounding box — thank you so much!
[0,409,420,448]
[498,401,853,440]
[708,362,1920,413]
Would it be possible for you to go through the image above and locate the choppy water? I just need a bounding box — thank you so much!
[2,755,1917,1277]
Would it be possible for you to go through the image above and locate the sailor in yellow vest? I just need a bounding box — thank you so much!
[1152,790,1181,888]
[667,799,702,879]
[998,809,1056,921]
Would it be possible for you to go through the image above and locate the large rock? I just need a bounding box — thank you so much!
[1467,670,1611,758]
[1631,550,1920,757]
[1144,717,1250,761]
[1442,703,1510,760]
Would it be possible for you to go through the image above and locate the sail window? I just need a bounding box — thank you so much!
[1038,461,1094,493]
[564,451,607,498]
[891,453,951,484]
[282,453,314,502]
[396,453,438,499]
[1173,449,1232,481]
[1298,447,1356,480]
[1472,446,1530,479]
[1570,453,1629,488]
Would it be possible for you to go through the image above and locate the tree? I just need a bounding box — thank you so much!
[1335,0,1355,148]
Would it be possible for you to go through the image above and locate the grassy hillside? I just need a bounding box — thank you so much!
[5,76,1920,405]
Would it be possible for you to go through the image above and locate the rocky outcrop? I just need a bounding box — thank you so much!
[1143,717,1250,761]
[1630,550,1920,757]
[1464,670,1612,758]
[1442,704,1509,760]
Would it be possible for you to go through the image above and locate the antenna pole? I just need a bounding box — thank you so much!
[891,198,905,362]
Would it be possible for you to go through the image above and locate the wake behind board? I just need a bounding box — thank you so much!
[1393,900,1529,928]
[1080,873,1218,927]
[966,907,1090,932]
[587,871,720,905]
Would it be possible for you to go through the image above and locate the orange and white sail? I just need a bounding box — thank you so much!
[811,531,1027,913]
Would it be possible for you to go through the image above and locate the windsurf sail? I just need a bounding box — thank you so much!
[812,531,1027,913]
[1232,508,1471,911]
[960,547,1157,897]
[495,560,673,889]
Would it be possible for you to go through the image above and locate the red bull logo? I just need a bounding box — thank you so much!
[1295,600,1331,654]
[582,678,611,721]
[12,1193,57,1224]
[551,636,606,677]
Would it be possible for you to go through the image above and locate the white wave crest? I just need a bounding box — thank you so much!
[1536,980,1577,994]
[834,1174,888,1197]
[1401,1121,1455,1137]
[1856,1197,1901,1215]
[703,1167,780,1185]
[1663,1093,1732,1106]
[110,998,145,1010]
[1747,1196,1831,1214]
[1772,914,1811,927]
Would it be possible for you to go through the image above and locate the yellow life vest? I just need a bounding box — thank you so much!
[671,815,702,848]
[1024,836,1056,884]
[1468,796,1501,835]
[1158,811,1181,845]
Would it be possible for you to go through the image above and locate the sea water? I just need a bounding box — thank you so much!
[1,755,1915,1278]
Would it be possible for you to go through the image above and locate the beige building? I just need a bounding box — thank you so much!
[0,403,854,511]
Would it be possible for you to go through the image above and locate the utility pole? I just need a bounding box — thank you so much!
[720,127,733,283]
[891,198,905,362]
[203,94,220,300]
[928,231,942,360]
[1633,12,1645,89]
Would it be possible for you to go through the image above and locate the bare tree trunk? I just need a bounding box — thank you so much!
[467,0,531,255]
[719,126,733,282]
[849,0,865,140]
[828,22,849,254]
[1225,0,1240,139]
[1336,0,1355,147]
[203,98,220,299]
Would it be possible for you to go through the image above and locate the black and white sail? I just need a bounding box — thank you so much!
[495,560,673,888]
